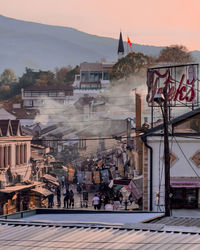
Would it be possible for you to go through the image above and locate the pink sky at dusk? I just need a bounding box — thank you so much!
[1,0,200,50]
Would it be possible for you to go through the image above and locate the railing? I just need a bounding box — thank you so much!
[73,87,106,90]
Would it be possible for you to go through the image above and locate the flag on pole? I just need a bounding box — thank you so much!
[127,37,132,47]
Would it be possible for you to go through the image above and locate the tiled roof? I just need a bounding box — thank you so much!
[0,120,12,136]
[6,108,39,119]
[144,107,200,136]
[0,119,24,137]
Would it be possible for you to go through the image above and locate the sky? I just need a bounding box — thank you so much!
[1,0,200,51]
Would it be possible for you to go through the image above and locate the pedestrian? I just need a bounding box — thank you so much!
[103,194,109,208]
[113,195,120,210]
[77,184,82,194]
[48,193,54,208]
[69,190,74,208]
[61,176,65,188]
[92,194,100,210]
[97,193,102,210]
[56,186,61,207]
[63,189,70,209]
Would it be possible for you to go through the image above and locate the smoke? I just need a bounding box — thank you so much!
[33,71,153,138]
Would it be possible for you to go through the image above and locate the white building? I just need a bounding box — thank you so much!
[21,85,73,108]
[142,107,200,212]
[73,62,114,101]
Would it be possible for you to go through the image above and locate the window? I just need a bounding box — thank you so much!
[103,71,109,80]
[81,72,89,82]
[57,92,65,97]
[24,91,31,97]
[98,138,105,151]
[31,92,40,97]
[89,72,102,82]
[49,92,57,97]
[78,139,86,149]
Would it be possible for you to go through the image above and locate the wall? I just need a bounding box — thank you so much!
[147,136,200,212]
[0,135,32,187]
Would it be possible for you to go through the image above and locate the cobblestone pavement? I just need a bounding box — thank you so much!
[52,184,139,211]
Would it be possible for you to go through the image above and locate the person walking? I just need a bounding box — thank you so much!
[97,193,102,210]
[56,186,61,208]
[63,189,70,209]
[61,176,65,188]
[113,195,120,210]
[92,194,100,210]
[69,190,74,208]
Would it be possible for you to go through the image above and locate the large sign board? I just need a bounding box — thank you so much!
[146,64,199,107]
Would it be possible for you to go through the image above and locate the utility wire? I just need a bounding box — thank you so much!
[169,129,200,178]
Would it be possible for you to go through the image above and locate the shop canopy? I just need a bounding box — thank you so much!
[113,179,142,202]
[32,187,52,197]
[42,174,59,186]
[0,182,41,194]
[171,178,200,188]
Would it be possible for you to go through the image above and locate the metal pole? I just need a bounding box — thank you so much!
[163,87,170,217]
[126,118,131,148]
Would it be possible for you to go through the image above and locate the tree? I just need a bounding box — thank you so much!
[55,65,80,85]
[55,66,72,84]
[0,85,11,100]
[0,69,17,85]
[157,45,193,63]
[110,52,150,80]
[65,65,80,84]
[35,71,55,86]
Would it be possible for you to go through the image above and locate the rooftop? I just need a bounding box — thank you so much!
[1,209,200,250]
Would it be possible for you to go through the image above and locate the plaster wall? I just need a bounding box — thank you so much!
[147,136,200,212]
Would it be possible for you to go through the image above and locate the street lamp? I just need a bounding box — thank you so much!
[154,88,170,217]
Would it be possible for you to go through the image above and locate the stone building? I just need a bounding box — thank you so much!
[0,119,32,187]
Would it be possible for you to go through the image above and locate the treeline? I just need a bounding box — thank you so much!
[0,44,194,102]
[110,45,193,80]
[0,66,79,101]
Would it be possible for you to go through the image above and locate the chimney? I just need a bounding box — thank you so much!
[135,93,143,175]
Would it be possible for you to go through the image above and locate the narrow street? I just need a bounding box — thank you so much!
[52,184,139,211]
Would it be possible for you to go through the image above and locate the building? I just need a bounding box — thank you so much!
[5,105,39,126]
[0,119,37,214]
[142,107,200,212]
[73,62,114,100]
[0,119,32,187]
[21,85,73,108]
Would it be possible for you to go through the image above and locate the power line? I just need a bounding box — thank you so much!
[169,129,200,178]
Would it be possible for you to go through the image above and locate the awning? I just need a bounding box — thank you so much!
[114,179,131,185]
[0,182,42,194]
[114,185,123,191]
[171,179,200,188]
[43,174,59,186]
[32,187,52,197]
[125,180,142,202]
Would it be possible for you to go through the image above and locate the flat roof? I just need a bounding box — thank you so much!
[19,212,163,225]
[1,209,200,249]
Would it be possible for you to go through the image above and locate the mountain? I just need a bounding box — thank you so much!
[0,15,199,76]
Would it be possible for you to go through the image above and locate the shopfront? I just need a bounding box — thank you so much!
[170,179,200,209]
